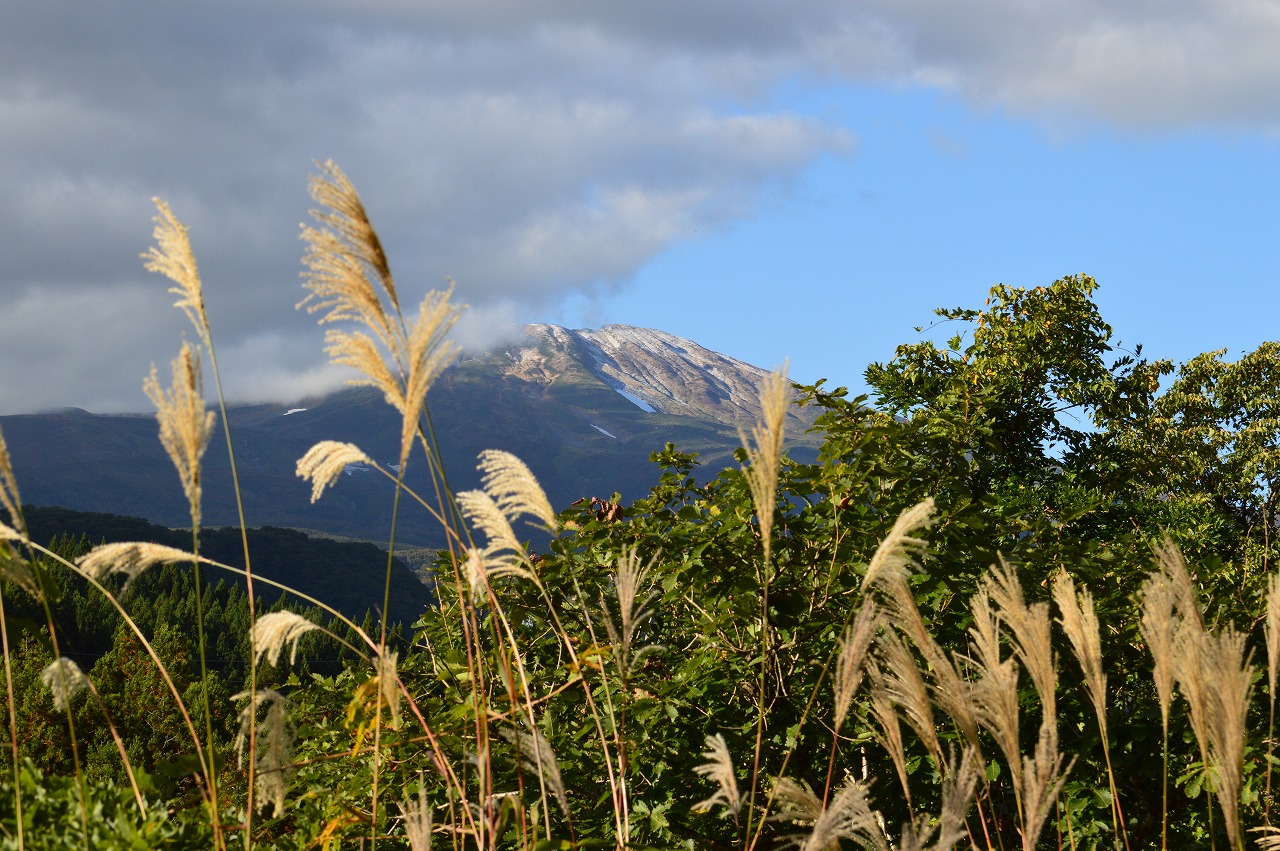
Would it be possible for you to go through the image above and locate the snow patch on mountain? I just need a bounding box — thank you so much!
[614,388,656,412]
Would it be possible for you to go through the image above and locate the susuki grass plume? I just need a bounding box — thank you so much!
[77,541,197,586]
[740,362,790,561]
[773,775,886,851]
[40,657,89,712]
[143,199,209,344]
[833,599,879,736]
[1019,723,1069,851]
[143,342,215,526]
[1196,628,1254,851]
[251,610,322,668]
[296,441,375,503]
[0,427,24,537]
[399,785,435,851]
[875,630,944,772]
[1053,570,1129,849]
[476,449,556,531]
[860,498,936,595]
[894,747,980,851]
[965,589,1025,801]
[985,558,1056,724]
[868,666,912,809]
[141,340,222,845]
[693,734,742,823]
[1140,564,1179,730]
[299,161,461,468]
[299,160,401,346]
[602,547,661,682]
[0,541,37,598]
[499,721,569,818]
[233,689,295,816]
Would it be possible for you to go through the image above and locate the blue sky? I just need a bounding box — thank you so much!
[577,85,1280,397]
[1,2,1277,413]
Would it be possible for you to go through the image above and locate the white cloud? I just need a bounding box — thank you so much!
[1,1,1277,411]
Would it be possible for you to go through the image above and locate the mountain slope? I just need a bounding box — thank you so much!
[2,325,820,548]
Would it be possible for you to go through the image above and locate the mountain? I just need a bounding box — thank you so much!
[1,325,820,549]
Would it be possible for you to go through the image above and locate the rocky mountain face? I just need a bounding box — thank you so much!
[512,324,797,428]
[2,325,820,549]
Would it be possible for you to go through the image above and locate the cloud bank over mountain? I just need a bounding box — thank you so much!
[2,1,1277,412]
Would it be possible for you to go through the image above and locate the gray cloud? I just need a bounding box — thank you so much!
[2,1,1277,412]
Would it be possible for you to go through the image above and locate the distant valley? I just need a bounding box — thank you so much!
[2,325,821,550]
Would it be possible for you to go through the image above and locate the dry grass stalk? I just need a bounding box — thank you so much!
[299,160,400,350]
[876,630,944,771]
[833,600,879,735]
[1052,572,1106,739]
[693,734,741,822]
[603,548,661,681]
[77,541,197,585]
[142,198,209,343]
[0,428,24,536]
[498,721,569,818]
[985,558,1055,723]
[476,450,556,531]
[399,785,435,851]
[233,689,295,816]
[860,499,936,594]
[0,547,38,598]
[251,611,320,668]
[296,441,375,503]
[144,342,215,525]
[896,747,980,851]
[1199,627,1253,850]
[740,363,789,561]
[1268,572,1280,815]
[965,591,1022,788]
[41,658,89,712]
[778,775,886,851]
[1019,722,1069,851]
[1268,572,1280,705]
[867,670,911,809]
[1139,569,1179,733]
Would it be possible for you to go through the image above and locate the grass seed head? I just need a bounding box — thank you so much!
[693,734,741,822]
[233,688,295,816]
[41,658,89,711]
[296,440,374,503]
[77,541,197,585]
[143,198,209,343]
[144,342,215,526]
[252,611,320,668]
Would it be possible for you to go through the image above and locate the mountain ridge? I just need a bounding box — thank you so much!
[2,324,821,549]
